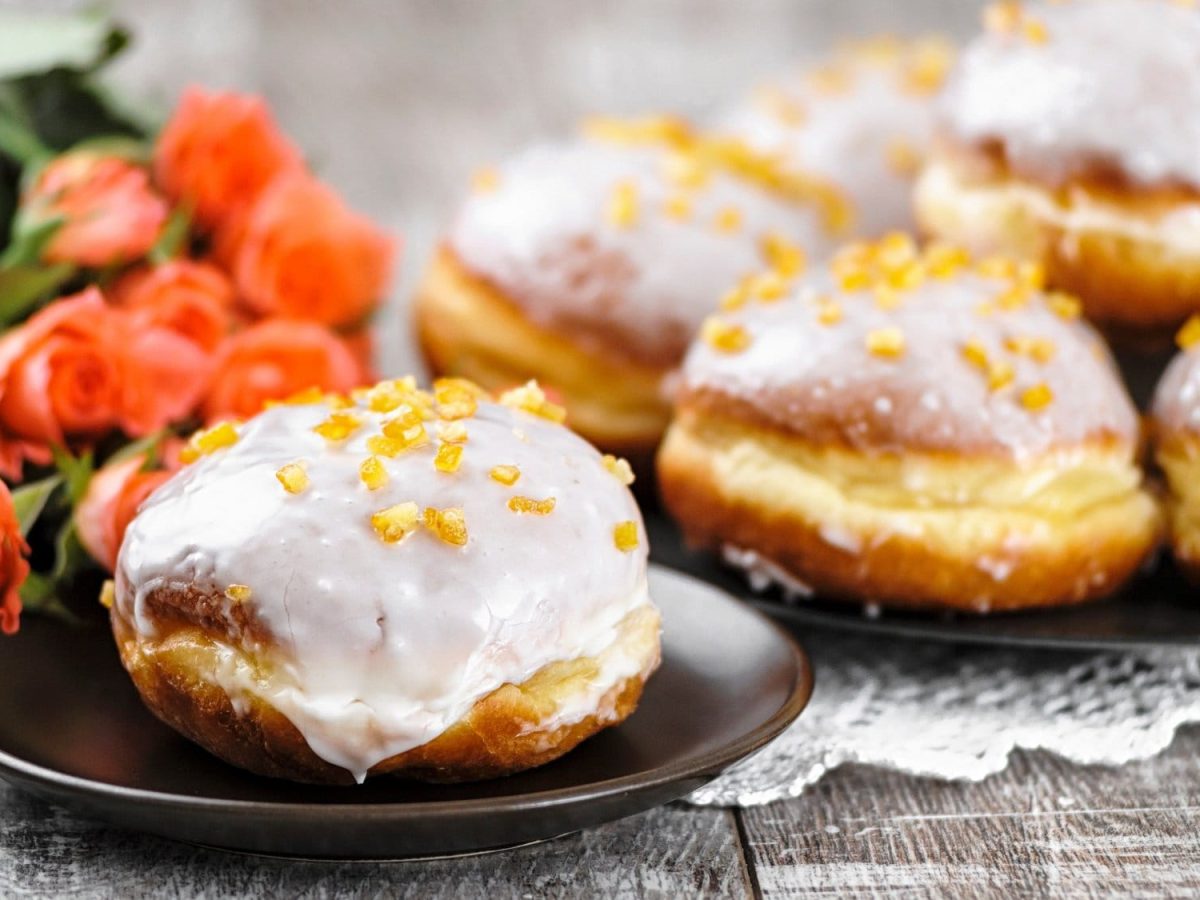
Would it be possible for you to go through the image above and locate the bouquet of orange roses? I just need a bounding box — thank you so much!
[0,13,395,633]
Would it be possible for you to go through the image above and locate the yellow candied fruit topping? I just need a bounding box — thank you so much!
[180,421,239,464]
[865,327,906,359]
[701,317,752,354]
[1016,260,1045,290]
[988,360,1015,391]
[360,455,388,490]
[472,166,501,193]
[224,584,252,603]
[490,464,521,486]
[924,242,971,279]
[423,506,468,546]
[602,454,636,486]
[873,285,902,310]
[662,151,710,190]
[278,386,325,406]
[371,501,420,544]
[276,462,310,494]
[995,283,1032,311]
[607,179,639,229]
[434,442,463,473]
[614,520,639,553]
[663,193,692,221]
[1047,292,1082,320]
[761,232,806,278]
[961,338,990,370]
[719,280,751,312]
[364,379,419,414]
[1178,315,1200,350]
[1022,17,1049,43]
[508,495,556,515]
[876,231,917,269]
[499,380,567,423]
[366,434,404,458]
[1005,335,1056,363]
[977,256,1017,280]
[436,421,468,443]
[380,419,428,451]
[714,206,743,233]
[885,137,922,176]
[1021,383,1054,411]
[99,579,114,609]
[816,298,843,326]
[751,271,790,302]
[584,114,692,147]
[901,38,954,95]
[433,377,482,420]
[837,267,873,292]
[312,411,362,442]
[983,0,1022,33]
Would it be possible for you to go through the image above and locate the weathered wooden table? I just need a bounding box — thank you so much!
[3,0,1198,895]
[4,727,1198,897]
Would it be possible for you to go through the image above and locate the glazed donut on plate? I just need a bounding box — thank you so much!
[414,118,848,459]
[1151,321,1200,580]
[718,35,955,238]
[110,377,659,784]
[657,235,1161,613]
[914,0,1200,344]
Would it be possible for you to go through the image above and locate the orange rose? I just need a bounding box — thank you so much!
[0,289,122,442]
[23,151,168,268]
[154,87,302,230]
[203,319,365,421]
[0,436,51,484]
[341,327,378,382]
[0,288,215,444]
[76,454,171,573]
[0,480,30,634]
[228,173,394,327]
[112,260,234,353]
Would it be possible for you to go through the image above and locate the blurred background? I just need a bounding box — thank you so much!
[5,0,985,371]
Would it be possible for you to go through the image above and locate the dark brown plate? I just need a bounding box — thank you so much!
[646,509,1200,651]
[0,566,811,859]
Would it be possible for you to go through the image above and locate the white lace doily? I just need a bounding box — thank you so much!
[689,628,1200,807]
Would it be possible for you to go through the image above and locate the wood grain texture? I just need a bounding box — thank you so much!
[0,787,750,899]
[741,725,1200,899]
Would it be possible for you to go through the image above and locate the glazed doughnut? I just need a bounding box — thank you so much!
[414,119,848,458]
[657,235,1161,612]
[110,377,659,784]
[718,36,955,238]
[915,0,1200,343]
[1151,323,1200,579]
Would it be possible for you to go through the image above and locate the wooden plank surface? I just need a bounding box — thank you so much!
[741,725,1200,899]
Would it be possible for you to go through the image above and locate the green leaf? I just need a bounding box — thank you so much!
[1,215,64,267]
[0,12,124,81]
[49,516,86,582]
[10,473,62,537]
[0,109,49,166]
[18,571,82,625]
[148,206,191,264]
[106,430,166,468]
[50,444,93,505]
[0,261,73,325]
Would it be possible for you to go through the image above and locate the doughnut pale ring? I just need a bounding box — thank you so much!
[112,378,659,784]
[658,236,1161,613]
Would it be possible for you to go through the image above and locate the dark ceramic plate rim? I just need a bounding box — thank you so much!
[0,565,812,823]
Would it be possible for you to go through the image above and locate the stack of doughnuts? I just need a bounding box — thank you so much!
[415,38,951,458]
[657,235,1161,612]
[915,0,1200,345]
[111,377,658,784]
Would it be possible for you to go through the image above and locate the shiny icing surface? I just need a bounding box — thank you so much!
[448,138,831,365]
[1153,347,1200,436]
[115,387,652,782]
[939,0,1200,188]
[679,240,1138,458]
[718,38,953,237]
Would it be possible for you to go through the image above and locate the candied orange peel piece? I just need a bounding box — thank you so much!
[423,506,468,546]
[508,495,556,515]
[614,521,640,552]
[180,421,239,463]
[371,501,419,543]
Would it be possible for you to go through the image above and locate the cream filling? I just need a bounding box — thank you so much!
[917,159,1200,257]
[1158,442,1200,561]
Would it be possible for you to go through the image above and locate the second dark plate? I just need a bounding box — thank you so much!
[646,509,1200,651]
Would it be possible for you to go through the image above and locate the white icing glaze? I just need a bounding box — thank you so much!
[681,264,1138,458]
[115,394,653,782]
[939,0,1200,188]
[448,139,831,365]
[717,39,951,237]
[1153,346,1200,435]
